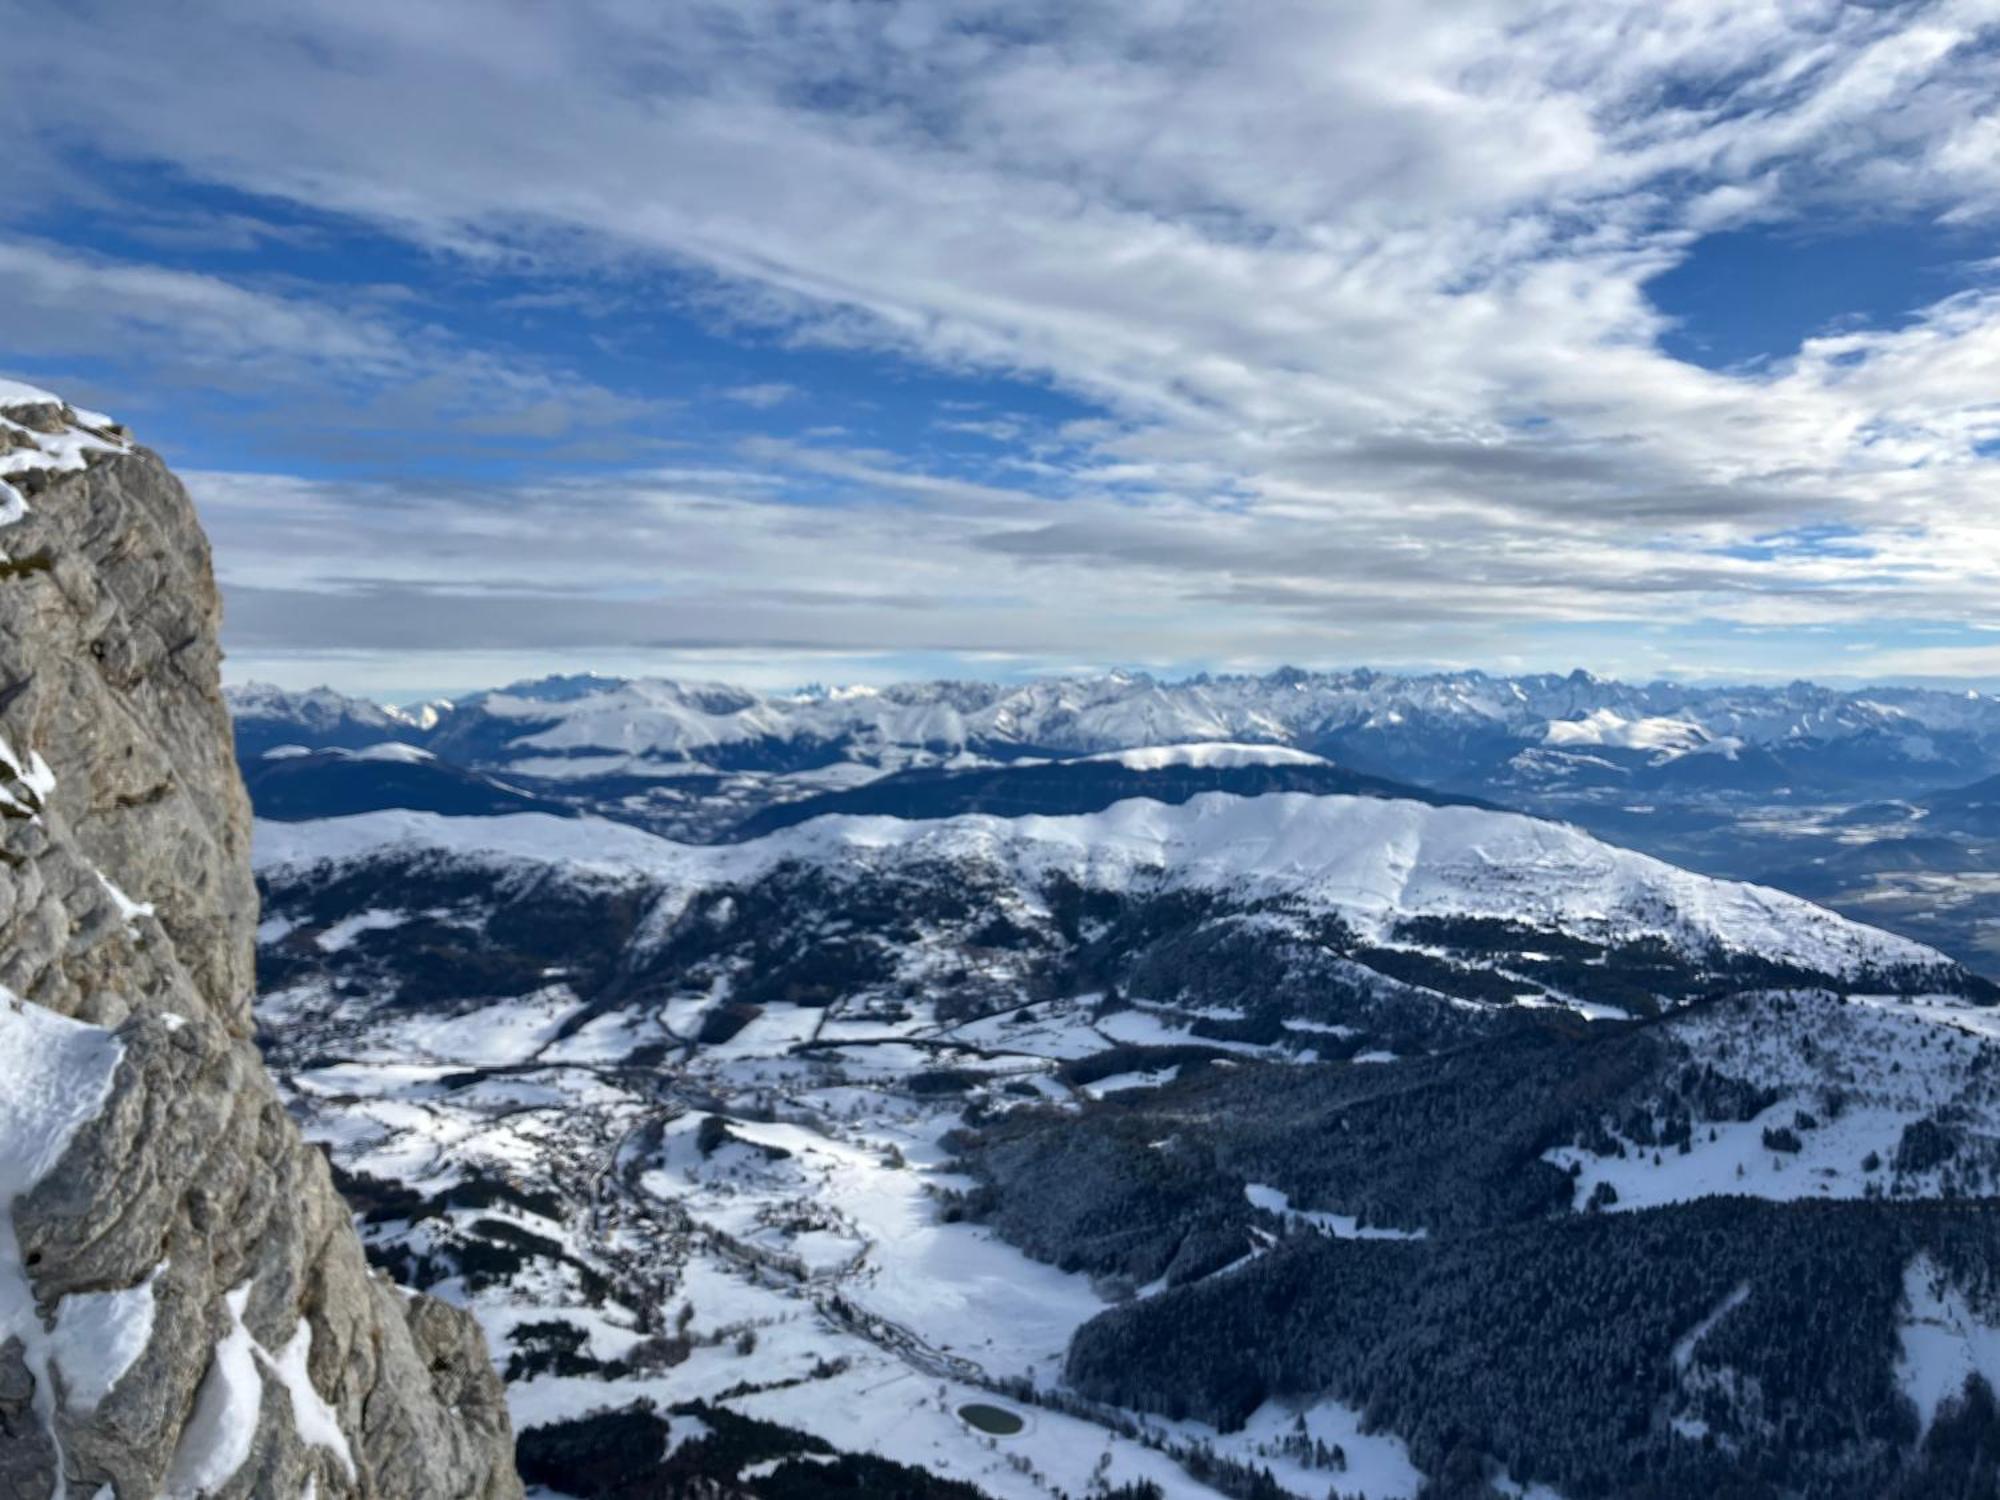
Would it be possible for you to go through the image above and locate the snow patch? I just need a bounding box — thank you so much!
[52,1262,164,1415]
[94,868,155,931]
[1897,1253,2000,1436]
[1245,1183,1427,1241]
[163,1283,262,1498]
[256,1319,357,1480]
[0,734,56,811]
[1543,710,1708,755]
[1080,1066,1181,1097]
[315,908,407,952]
[1077,742,1329,770]
[0,990,125,1492]
[346,742,436,764]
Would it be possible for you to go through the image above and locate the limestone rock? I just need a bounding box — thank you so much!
[0,383,521,1498]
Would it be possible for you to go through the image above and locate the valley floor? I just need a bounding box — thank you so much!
[269,978,1434,1498]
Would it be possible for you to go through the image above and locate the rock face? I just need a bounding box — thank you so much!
[0,382,521,1498]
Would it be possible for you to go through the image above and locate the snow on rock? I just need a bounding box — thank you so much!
[1896,1254,2000,1436]
[0,997,116,1150]
[0,732,57,815]
[257,1319,357,1481]
[163,1283,261,1499]
[94,867,157,932]
[0,377,65,407]
[0,377,129,530]
[52,1262,164,1416]
[2,376,521,1498]
[0,990,128,1470]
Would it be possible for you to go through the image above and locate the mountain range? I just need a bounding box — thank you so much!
[229,669,2000,977]
[228,669,2000,801]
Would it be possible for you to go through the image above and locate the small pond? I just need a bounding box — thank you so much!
[958,1402,1024,1436]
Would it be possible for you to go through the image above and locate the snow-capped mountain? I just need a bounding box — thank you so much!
[229,682,434,759]
[254,794,1969,997]
[228,667,2000,799]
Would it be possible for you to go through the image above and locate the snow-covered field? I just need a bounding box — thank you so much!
[1898,1254,2000,1438]
[262,951,1411,1497]
[1548,990,2000,1211]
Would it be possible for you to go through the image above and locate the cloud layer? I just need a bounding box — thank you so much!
[7,1,2000,688]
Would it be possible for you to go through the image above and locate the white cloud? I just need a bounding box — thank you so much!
[0,238,409,380]
[0,237,665,450]
[719,381,798,409]
[9,0,2000,675]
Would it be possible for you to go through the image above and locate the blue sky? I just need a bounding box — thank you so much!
[1649,219,1997,371]
[5,2,2000,699]
[10,168,1098,488]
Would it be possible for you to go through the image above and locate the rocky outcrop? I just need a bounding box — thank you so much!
[0,382,520,1497]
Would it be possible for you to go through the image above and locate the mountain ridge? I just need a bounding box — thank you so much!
[256,785,1988,1048]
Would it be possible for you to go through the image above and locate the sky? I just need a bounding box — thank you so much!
[5,1,2000,700]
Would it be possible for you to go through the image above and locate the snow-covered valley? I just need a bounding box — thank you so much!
[248,773,2000,1499]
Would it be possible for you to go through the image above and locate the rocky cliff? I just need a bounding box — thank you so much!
[0,381,520,1498]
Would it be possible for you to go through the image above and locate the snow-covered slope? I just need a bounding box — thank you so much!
[1551,990,2000,1213]
[1542,709,1715,755]
[255,790,1961,988]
